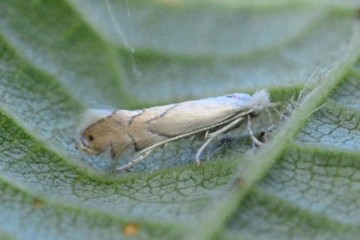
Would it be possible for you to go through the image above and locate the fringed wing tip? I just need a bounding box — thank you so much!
[253,89,270,105]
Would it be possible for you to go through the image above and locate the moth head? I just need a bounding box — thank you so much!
[77,109,115,156]
[76,109,132,158]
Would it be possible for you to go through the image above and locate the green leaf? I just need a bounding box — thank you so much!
[1,0,360,239]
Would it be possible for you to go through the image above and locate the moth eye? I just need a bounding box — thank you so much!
[88,135,94,141]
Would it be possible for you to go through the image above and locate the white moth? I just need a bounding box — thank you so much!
[77,89,273,171]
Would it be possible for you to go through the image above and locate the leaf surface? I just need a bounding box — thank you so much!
[1,0,360,239]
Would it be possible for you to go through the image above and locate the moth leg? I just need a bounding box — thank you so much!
[116,148,157,172]
[195,117,245,165]
[195,137,214,165]
[247,115,263,147]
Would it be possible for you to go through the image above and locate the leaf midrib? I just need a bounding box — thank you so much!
[188,19,360,240]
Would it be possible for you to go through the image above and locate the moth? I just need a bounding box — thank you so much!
[77,89,273,171]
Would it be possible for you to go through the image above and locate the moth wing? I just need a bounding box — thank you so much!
[146,97,247,136]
